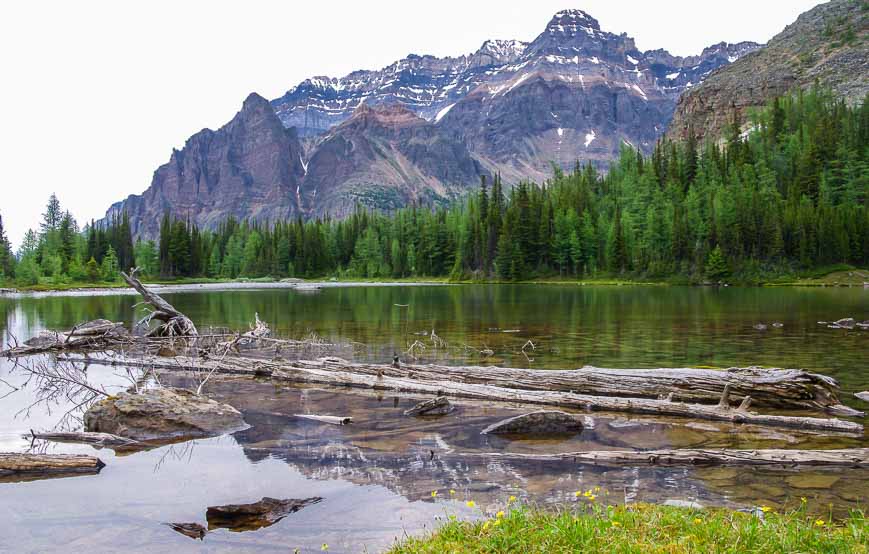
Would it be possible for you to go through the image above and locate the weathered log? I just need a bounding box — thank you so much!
[403,397,453,416]
[68,355,864,434]
[206,497,323,531]
[0,319,129,357]
[122,268,198,337]
[294,414,352,425]
[481,411,589,435]
[257,358,858,416]
[164,522,207,540]
[0,453,105,478]
[27,430,140,448]
[462,448,869,468]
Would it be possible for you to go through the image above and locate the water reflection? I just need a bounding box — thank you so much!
[0,285,867,552]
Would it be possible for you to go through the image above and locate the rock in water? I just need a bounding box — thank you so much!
[481,411,589,436]
[206,497,323,532]
[404,397,454,416]
[833,318,856,329]
[856,392,869,403]
[165,522,207,540]
[84,388,247,441]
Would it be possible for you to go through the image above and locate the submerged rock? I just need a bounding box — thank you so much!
[84,387,247,441]
[206,497,323,532]
[404,397,454,416]
[481,411,589,436]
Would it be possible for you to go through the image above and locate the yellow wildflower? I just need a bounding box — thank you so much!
[449,489,456,496]
[800,497,807,503]
[594,486,601,493]
[588,495,596,501]
[694,518,702,524]
[496,511,505,519]
[760,506,772,513]
[431,491,438,498]
[482,521,491,531]
[815,519,825,527]
[574,491,583,498]
[466,500,476,508]
[612,521,621,527]
[493,519,501,527]
[321,544,329,551]
[508,495,517,503]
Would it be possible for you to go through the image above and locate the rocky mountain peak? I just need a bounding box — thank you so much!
[547,9,601,32]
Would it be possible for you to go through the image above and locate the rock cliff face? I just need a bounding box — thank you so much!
[107,93,305,238]
[107,9,760,237]
[669,0,868,142]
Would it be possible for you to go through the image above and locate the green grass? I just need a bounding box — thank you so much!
[389,503,867,554]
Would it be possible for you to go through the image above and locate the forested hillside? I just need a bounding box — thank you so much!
[2,89,866,287]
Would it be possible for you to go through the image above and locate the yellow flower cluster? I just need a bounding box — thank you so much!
[574,489,597,501]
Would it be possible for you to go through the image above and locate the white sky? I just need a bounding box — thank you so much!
[0,0,822,249]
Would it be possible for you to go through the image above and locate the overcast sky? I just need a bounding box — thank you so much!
[0,0,822,248]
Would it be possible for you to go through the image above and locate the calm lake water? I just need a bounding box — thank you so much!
[0,284,867,553]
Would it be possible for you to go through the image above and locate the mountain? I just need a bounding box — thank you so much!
[107,9,760,237]
[669,0,868,141]
[107,93,305,238]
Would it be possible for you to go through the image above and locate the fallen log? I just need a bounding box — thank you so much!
[481,411,590,435]
[461,448,869,468]
[122,268,197,337]
[280,359,859,416]
[0,319,130,357]
[294,414,352,425]
[206,496,323,531]
[0,453,105,479]
[404,397,453,416]
[66,355,864,434]
[27,430,140,448]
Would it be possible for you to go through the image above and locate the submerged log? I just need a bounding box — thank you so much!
[465,447,869,468]
[481,411,589,436]
[0,453,105,479]
[122,268,197,337]
[28,430,140,448]
[294,414,352,425]
[404,397,453,416]
[206,496,323,531]
[70,355,864,434]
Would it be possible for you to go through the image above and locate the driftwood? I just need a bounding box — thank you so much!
[403,397,453,416]
[462,448,869,468]
[122,269,198,337]
[72,355,863,434]
[0,319,130,357]
[278,360,858,416]
[164,522,207,540]
[206,496,323,531]
[481,411,589,435]
[294,414,352,425]
[856,392,869,403]
[0,453,105,478]
[27,430,140,448]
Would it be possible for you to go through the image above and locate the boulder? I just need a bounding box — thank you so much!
[84,388,247,441]
[481,410,589,436]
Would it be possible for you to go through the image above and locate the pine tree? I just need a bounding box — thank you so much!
[705,246,729,282]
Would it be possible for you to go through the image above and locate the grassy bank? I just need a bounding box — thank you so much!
[389,504,867,554]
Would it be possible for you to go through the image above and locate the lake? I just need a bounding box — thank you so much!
[0,284,867,553]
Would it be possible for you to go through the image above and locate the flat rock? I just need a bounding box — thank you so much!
[206,496,323,532]
[784,474,841,489]
[481,410,588,436]
[84,387,247,441]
